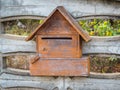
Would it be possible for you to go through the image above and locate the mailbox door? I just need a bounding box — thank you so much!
[37,35,80,58]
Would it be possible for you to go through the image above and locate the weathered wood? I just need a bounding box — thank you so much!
[0,23,4,34]
[2,68,30,76]
[90,72,120,79]
[37,35,81,58]
[0,73,64,90]
[0,34,27,40]
[65,77,120,90]
[1,35,120,54]
[2,88,44,90]
[0,35,36,53]
[30,57,90,76]
[2,88,18,90]
[26,6,90,76]
[25,6,91,42]
[0,56,6,73]
[0,53,2,73]
[0,53,35,75]
[2,52,35,57]
[1,0,120,19]
[83,36,120,54]
[0,15,45,22]
[76,15,120,21]
[0,73,120,90]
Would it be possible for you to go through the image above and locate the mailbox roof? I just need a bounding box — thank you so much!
[26,6,91,42]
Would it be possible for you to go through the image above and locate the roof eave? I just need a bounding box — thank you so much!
[25,6,91,42]
[25,7,59,41]
[57,6,91,42]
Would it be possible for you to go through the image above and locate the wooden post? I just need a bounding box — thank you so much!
[0,53,2,73]
[0,54,7,74]
[0,23,4,34]
[0,22,3,73]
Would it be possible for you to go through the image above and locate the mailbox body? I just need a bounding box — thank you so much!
[26,6,91,76]
[36,10,82,58]
[36,35,81,58]
[30,57,90,76]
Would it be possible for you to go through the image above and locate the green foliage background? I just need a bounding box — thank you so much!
[3,19,43,36]
[3,19,120,36]
[79,19,120,36]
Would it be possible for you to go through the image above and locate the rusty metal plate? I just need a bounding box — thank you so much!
[30,56,90,76]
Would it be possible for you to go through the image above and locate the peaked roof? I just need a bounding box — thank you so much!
[26,6,91,42]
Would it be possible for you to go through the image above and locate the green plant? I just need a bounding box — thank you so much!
[4,19,41,36]
[39,19,44,24]
[79,19,120,36]
[90,55,120,73]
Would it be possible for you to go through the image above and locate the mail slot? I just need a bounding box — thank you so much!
[26,6,91,76]
[36,35,80,58]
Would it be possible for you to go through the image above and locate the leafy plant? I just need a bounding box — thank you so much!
[3,19,42,36]
[39,19,44,24]
[79,19,120,36]
[90,55,120,73]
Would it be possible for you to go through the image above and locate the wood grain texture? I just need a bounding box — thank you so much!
[0,73,119,90]
[25,6,90,76]
[37,35,81,58]
[25,6,91,42]
[30,57,90,76]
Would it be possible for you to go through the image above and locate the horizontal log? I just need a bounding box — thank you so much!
[0,34,120,54]
[2,52,36,57]
[0,34,36,53]
[0,15,45,22]
[2,68,30,76]
[1,0,120,18]
[0,73,120,90]
[0,73,63,90]
[90,72,120,79]
[65,77,120,90]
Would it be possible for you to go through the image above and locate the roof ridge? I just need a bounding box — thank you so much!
[25,6,91,42]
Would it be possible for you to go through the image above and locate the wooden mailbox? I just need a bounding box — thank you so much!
[26,6,91,76]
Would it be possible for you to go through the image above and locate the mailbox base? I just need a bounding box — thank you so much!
[30,56,90,76]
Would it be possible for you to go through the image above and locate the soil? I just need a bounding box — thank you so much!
[90,55,120,73]
[6,55,34,70]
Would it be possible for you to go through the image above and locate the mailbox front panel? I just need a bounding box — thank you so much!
[36,35,80,58]
[30,57,90,76]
